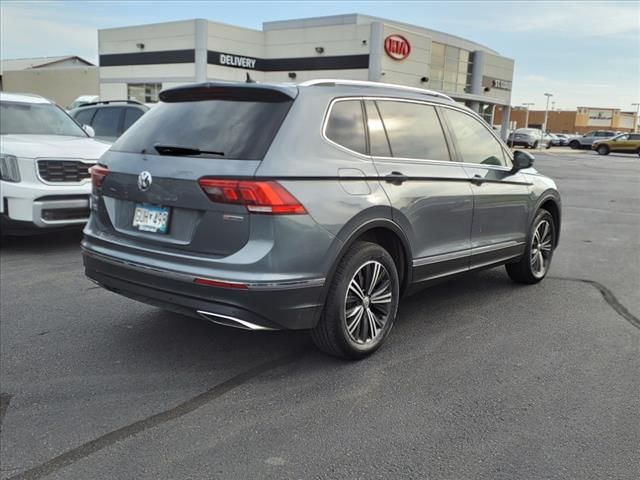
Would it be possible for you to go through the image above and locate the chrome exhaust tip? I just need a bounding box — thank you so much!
[196,310,276,331]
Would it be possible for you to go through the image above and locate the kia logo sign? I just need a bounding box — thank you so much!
[384,35,411,60]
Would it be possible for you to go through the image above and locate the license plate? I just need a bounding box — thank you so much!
[132,203,170,233]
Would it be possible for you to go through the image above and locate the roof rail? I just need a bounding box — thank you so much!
[299,79,454,102]
[79,99,145,107]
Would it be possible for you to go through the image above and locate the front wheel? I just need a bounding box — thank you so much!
[311,241,400,359]
[506,209,556,284]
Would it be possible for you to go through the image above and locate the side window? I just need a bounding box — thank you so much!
[364,100,391,157]
[123,108,145,132]
[73,108,96,126]
[91,108,122,138]
[629,134,640,141]
[443,108,507,167]
[375,100,450,161]
[325,100,367,154]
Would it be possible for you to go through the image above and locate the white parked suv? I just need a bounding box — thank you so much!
[1,93,111,235]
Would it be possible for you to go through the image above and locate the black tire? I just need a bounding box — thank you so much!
[597,145,609,155]
[532,141,539,149]
[311,241,400,359]
[569,140,580,149]
[545,142,551,149]
[506,209,556,284]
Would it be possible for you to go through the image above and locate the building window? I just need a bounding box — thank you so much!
[430,42,472,94]
[127,83,162,103]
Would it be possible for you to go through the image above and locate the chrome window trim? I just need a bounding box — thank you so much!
[321,95,514,172]
[35,158,96,186]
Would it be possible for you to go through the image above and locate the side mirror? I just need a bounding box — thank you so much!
[83,125,95,138]
[512,150,535,172]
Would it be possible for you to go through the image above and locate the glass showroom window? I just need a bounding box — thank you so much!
[127,83,162,103]
[430,42,471,94]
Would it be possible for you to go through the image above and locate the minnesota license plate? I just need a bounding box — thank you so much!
[132,203,170,233]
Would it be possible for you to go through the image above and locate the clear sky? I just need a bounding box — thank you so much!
[1,0,638,111]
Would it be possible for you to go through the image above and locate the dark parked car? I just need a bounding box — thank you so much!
[70,100,149,142]
[82,80,561,359]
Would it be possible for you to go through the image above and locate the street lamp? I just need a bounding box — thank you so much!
[541,93,553,150]
[522,102,535,128]
[632,103,640,133]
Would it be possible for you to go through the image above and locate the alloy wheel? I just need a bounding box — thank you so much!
[530,219,553,278]
[344,260,393,344]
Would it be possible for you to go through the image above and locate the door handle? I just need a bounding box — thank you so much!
[470,174,485,185]
[384,171,409,185]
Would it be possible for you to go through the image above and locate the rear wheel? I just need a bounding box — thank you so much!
[569,140,580,149]
[311,241,400,359]
[597,145,609,155]
[506,209,555,284]
[532,141,539,149]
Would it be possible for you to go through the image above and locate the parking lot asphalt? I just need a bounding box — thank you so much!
[1,149,639,480]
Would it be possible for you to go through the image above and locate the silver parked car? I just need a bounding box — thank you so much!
[569,130,618,149]
[82,80,561,359]
[551,134,570,146]
[507,128,552,149]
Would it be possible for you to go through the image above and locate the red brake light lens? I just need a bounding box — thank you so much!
[198,179,306,215]
[90,165,109,188]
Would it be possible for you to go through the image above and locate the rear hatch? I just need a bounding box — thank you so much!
[91,82,297,257]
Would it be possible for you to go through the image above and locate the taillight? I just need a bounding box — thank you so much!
[198,179,306,215]
[90,165,109,188]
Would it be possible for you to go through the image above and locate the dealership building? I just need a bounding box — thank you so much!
[98,14,516,135]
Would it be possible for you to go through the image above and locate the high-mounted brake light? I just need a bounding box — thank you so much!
[90,165,109,188]
[198,179,306,215]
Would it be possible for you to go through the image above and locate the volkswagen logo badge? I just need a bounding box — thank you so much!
[138,171,152,191]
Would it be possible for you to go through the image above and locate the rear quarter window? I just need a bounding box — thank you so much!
[111,99,292,160]
[325,100,367,155]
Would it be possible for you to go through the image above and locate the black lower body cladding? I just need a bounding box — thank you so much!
[82,250,325,331]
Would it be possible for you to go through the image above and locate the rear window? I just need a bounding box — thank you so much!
[111,99,292,160]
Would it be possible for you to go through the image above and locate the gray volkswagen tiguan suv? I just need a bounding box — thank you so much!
[82,79,561,359]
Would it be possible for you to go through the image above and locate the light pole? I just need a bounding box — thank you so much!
[632,103,640,133]
[541,93,553,150]
[522,102,535,128]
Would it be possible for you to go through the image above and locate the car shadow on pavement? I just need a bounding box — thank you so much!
[106,268,519,374]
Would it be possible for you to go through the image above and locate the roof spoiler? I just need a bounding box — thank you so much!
[158,82,298,103]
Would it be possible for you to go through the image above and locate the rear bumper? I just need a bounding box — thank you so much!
[82,245,326,331]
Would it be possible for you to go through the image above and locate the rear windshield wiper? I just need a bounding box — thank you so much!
[153,144,224,156]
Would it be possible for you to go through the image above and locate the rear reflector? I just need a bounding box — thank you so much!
[193,277,248,290]
[90,165,109,188]
[198,179,306,215]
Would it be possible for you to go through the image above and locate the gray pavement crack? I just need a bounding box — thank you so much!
[5,349,305,480]
[550,276,640,330]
